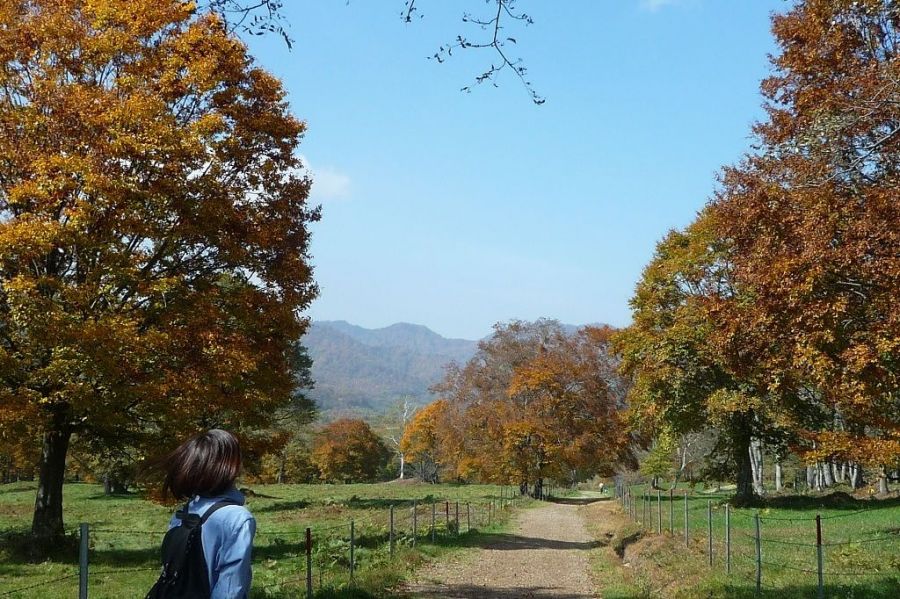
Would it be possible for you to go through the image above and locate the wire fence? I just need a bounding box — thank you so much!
[614,484,900,598]
[0,487,537,598]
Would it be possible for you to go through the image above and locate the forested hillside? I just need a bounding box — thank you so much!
[303,321,478,413]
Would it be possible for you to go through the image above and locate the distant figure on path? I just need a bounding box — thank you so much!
[148,429,256,599]
[598,482,605,494]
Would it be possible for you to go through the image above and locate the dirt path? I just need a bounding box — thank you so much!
[404,498,601,598]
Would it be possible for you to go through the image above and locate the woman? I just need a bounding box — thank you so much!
[154,429,256,598]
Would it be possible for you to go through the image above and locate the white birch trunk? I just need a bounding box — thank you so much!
[749,439,765,494]
[849,462,860,489]
[823,460,835,487]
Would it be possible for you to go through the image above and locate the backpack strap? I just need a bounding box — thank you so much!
[200,499,240,524]
[174,500,195,524]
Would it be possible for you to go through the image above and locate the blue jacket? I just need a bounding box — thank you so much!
[168,487,256,599]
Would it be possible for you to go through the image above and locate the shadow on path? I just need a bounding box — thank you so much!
[457,532,602,551]
[550,497,606,506]
[407,583,595,598]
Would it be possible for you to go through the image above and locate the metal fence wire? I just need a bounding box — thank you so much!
[0,488,539,598]
[615,484,900,598]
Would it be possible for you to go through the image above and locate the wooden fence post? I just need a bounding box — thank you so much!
[707,500,713,566]
[632,488,637,520]
[389,505,395,558]
[657,490,662,534]
[431,501,436,542]
[632,489,636,524]
[816,514,824,599]
[643,493,648,528]
[412,501,417,547]
[669,488,674,535]
[725,504,731,574]
[455,501,460,535]
[350,520,355,581]
[466,502,471,532]
[79,523,89,599]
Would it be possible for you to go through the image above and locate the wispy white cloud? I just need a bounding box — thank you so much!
[639,0,683,12]
[297,154,352,202]
[312,165,351,201]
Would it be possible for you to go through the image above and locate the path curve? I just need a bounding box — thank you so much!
[404,499,599,598]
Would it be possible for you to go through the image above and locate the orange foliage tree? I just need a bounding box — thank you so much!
[613,210,781,504]
[620,0,899,497]
[400,399,449,483]
[312,418,391,483]
[711,0,899,480]
[428,320,631,496]
[0,0,318,540]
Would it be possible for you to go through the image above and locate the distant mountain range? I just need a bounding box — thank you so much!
[303,321,479,414]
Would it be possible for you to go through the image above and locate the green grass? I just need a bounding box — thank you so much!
[0,481,530,598]
[615,483,900,598]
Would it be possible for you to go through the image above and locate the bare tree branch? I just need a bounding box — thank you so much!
[408,0,545,104]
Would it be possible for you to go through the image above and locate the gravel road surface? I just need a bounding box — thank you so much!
[404,499,600,598]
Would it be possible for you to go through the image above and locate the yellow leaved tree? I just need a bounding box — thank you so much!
[0,0,318,542]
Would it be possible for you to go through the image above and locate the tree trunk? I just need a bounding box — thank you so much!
[749,438,764,495]
[823,460,835,487]
[276,455,285,484]
[32,418,72,541]
[878,466,889,494]
[775,461,783,492]
[732,416,755,505]
[399,453,405,480]
[836,462,846,484]
[533,478,544,500]
[849,462,860,489]
[806,464,816,490]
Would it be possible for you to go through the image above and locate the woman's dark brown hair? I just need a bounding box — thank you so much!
[162,429,242,500]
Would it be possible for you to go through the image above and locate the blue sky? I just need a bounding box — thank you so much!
[246,0,787,340]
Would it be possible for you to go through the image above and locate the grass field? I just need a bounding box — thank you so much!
[604,483,900,598]
[0,481,529,598]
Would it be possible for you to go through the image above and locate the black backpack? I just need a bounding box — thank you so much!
[146,500,238,599]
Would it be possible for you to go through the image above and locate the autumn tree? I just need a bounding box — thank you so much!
[431,319,563,488]
[620,0,899,500]
[639,433,676,490]
[372,397,418,480]
[711,0,900,487]
[257,433,318,484]
[506,325,631,491]
[400,398,449,483]
[247,342,318,483]
[613,211,774,504]
[431,320,630,495]
[0,0,318,541]
[312,418,391,483]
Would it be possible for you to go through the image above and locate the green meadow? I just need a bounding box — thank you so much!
[606,483,900,598]
[0,481,528,598]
